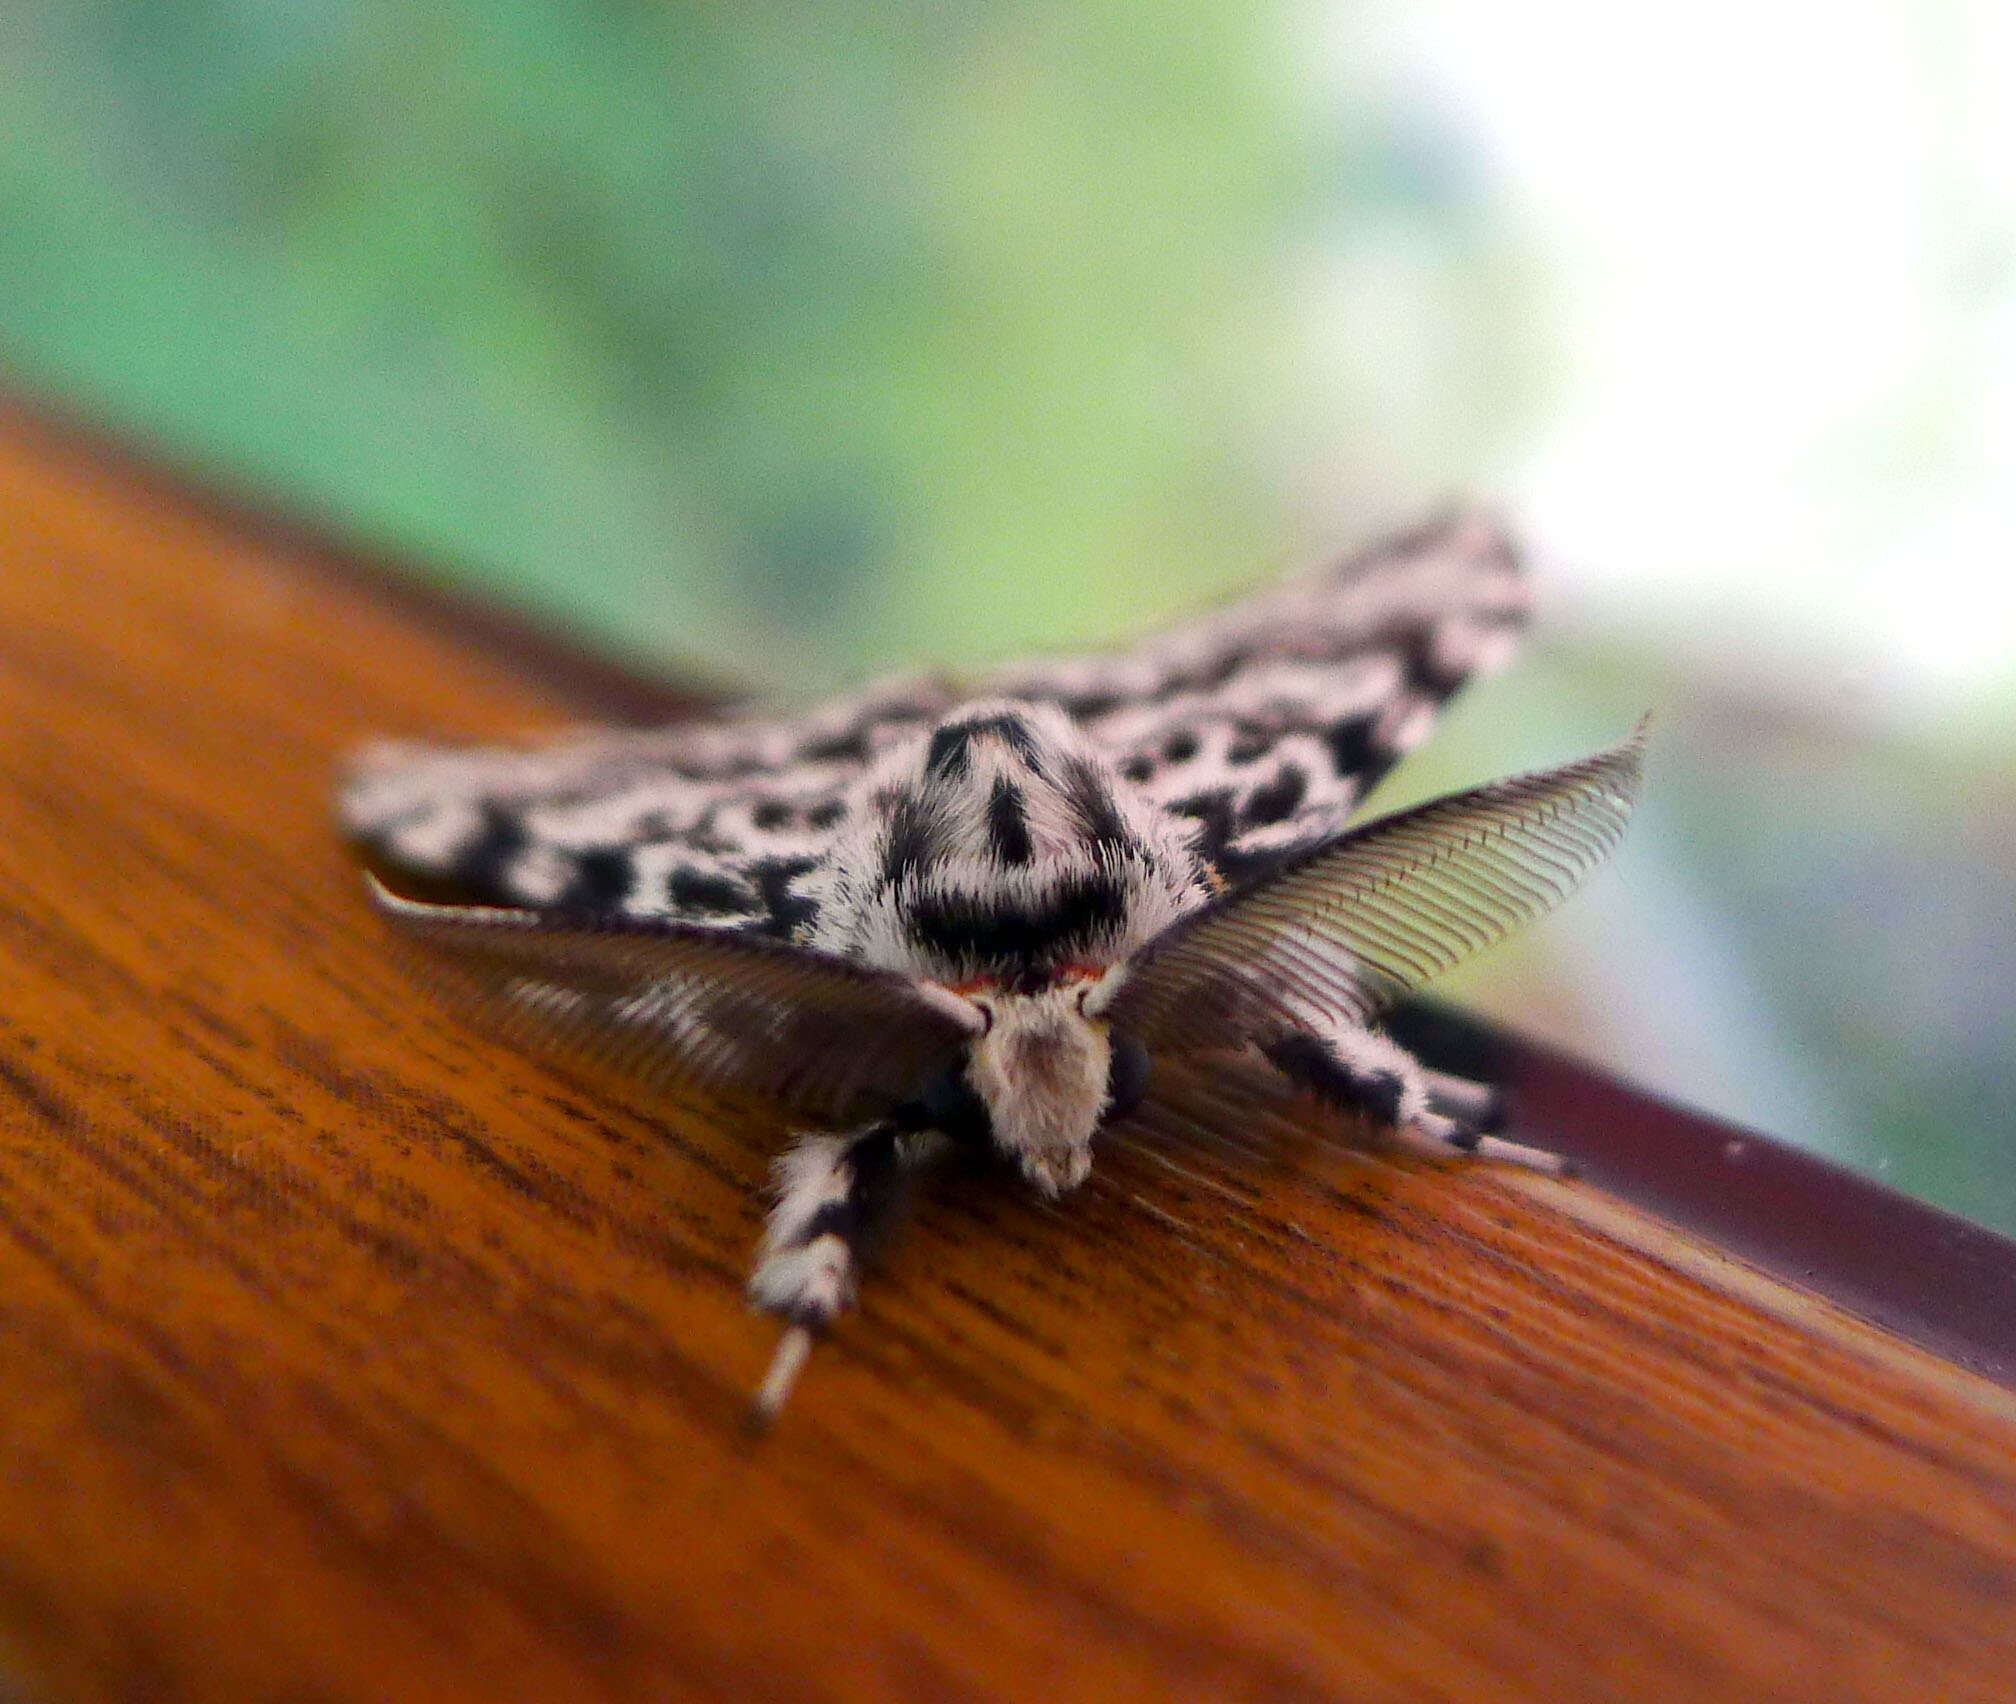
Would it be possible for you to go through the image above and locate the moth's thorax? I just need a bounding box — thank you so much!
[963,985,1112,1195]
[802,698,1205,986]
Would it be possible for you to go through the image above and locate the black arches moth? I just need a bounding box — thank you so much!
[341,515,1643,1419]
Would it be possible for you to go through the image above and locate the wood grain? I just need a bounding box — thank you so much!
[1,408,2013,1704]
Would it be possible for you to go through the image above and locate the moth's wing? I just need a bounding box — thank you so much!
[1099,728,1644,1054]
[368,878,982,1128]
[342,512,1523,927]
[991,513,1530,883]
[339,674,961,937]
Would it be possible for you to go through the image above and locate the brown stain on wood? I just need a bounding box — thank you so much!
[0,408,2012,1704]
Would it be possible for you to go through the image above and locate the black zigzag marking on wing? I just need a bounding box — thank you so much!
[334,676,961,933]
[342,513,1524,928]
[344,758,853,937]
[986,513,1531,882]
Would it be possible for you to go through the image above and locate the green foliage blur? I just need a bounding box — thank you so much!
[0,1,1532,691]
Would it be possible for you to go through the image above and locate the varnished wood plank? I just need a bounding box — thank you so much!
[1388,1002,2016,1389]
[1,408,2013,1704]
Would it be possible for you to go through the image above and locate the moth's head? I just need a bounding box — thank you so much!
[962,977,1115,1195]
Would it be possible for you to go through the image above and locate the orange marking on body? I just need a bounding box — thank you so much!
[1056,962,1109,984]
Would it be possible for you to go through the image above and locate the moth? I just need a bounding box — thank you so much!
[341,514,1642,1420]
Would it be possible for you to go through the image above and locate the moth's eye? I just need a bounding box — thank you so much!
[1106,1033,1151,1122]
[914,1059,991,1145]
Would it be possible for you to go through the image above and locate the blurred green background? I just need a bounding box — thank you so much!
[3,1,2012,1231]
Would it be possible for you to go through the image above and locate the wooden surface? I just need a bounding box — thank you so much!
[3,409,2016,1704]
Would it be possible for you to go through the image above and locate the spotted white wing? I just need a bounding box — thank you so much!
[1100,728,1645,1053]
[340,512,1526,933]
[341,675,963,938]
[987,512,1531,883]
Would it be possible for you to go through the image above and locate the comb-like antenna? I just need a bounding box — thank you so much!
[1103,724,1646,1054]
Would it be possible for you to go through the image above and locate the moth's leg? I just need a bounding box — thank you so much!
[1420,1067,1507,1135]
[745,1121,944,1423]
[1264,1024,1570,1178]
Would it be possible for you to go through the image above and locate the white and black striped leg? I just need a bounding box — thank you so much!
[1265,1025,1571,1178]
[746,1122,938,1423]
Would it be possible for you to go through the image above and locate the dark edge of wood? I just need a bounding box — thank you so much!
[0,383,721,727]
[1389,1000,2016,1394]
[15,380,2013,1395]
